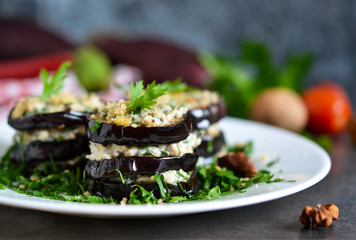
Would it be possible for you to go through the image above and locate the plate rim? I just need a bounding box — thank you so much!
[0,117,331,218]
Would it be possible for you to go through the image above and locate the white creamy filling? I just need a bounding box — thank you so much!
[86,132,202,161]
[112,169,192,185]
[14,126,86,145]
[135,169,191,185]
[205,123,221,137]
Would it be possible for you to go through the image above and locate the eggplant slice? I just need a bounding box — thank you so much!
[197,132,226,158]
[87,116,193,146]
[86,152,198,178]
[92,171,199,201]
[187,99,227,130]
[10,136,89,163]
[8,109,90,130]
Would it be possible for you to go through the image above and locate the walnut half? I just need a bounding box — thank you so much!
[299,203,339,229]
[218,152,258,178]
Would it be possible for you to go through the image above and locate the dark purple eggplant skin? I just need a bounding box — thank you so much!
[197,132,226,158]
[187,99,227,129]
[8,108,90,130]
[87,116,193,146]
[10,136,89,163]
[92,171,199,201]
[86,152,198,178]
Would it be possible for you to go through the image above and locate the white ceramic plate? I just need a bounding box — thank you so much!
[0,117,331,218]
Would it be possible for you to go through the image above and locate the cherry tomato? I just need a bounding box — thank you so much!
[302,82,352,134]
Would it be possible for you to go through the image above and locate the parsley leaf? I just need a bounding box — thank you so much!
[154,174,170,200]
[126,80,167,112]
[90,120,101,131]
[128,185,159,204]
[40,61,71,102]
[228,141,253,156]
[267,158,280,167]
[108,169,126,184]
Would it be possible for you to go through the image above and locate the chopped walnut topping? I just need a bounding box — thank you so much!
[218,152,257,177]
[299,203,339,229]
[120,197,128,205]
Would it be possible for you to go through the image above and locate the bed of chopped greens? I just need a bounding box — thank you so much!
[0,141,293,205]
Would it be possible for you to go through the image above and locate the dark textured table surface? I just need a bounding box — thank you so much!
[0,135,355,240]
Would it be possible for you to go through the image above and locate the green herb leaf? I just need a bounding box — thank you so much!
[154,174,170,200]
[267,158,280,167]
[160,78,196,92]
[126,80,167,112]
[207,140,213,153]
[108,169,126,184]
[128,185,159,204]
[56,135,63,142]
[228,141,253,156]
[201,40,314,118]
[90,120,101,131]
[301,131,333,152]
[40,61,71,102]
[18,133,25,163]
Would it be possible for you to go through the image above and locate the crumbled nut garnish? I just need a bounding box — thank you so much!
[218,152,258,177]
[30,176,40,181]
[120,197,128,205]
[83,191,90,196]
[19,184,26,190]
[215,165,222,172]
[299,203,339,229]
[260,153,269,162]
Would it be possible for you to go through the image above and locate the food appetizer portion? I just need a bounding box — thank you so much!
[7,62,104,174]
[85,81,201,201]
[157,80,227,158]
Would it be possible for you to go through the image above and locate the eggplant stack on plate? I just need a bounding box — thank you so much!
[85,89,202,201]
[8,91,103,175]
[157,84,227,159]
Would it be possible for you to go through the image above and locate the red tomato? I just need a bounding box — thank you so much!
[302,82,352,134]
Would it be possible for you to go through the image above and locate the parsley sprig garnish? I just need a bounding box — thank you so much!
[40,61,71,102]
[126,80,167,112]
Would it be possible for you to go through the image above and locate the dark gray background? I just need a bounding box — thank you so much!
[1,2,356,238]
[1,0,356,97]
[1,0,355,91]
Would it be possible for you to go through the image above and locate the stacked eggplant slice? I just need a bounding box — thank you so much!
[85,99,202,201]
[157,89,227,159]
[8,92,103,174]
